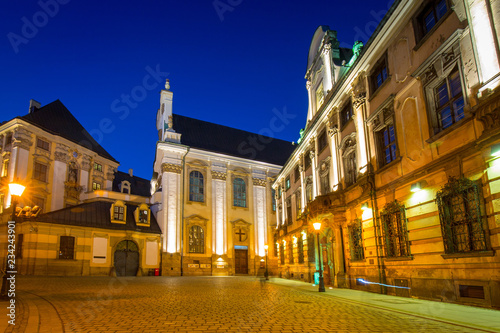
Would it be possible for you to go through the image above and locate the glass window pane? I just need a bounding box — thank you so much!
[383,130,389,146]
[389,125,395,143]
[440,107,453,129]
[449,71,462,97]
[385,148,391,164]
[453,97,465,121]
[435,82,449,107]
[424,11,436,33]
[436,0,448,19]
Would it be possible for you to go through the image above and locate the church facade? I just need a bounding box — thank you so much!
[150,81,294,276]
[273,0,500,308]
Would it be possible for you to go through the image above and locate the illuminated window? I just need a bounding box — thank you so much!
[377,124,398,167]
[189,225,204,253]
[36,138,49,151]
[233,178,246,207]
[436,177,489,254]
[271,188,276,212]
[138,210,148,224]
[33,162,48,182]
[285,176,291,190]
[340,101,354,128]
[59,236,75,260]
[93,162,102,172]
[433,67,464,132]
[370,55,389,93]
[114,206,124,221]
[92,182,101,191]
[189,171,204,202]
[381,201,410,258]
[349,219,364,261]
[288,240,294,264]
[414,0,449,43]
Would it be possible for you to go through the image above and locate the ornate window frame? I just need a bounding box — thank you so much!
[188,170,205,203]
[380,200,411,259]
[233,176,247,208]
[110,200,127,224]
[135,203,150,226]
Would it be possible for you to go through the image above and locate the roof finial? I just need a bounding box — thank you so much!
[165,79,170,91]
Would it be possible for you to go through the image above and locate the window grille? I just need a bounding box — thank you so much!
[189,171,204,202]
[307,233,315,262]
[114,206,124,221]
[189,225,204,253]
[381,201,410,257]
[436,177,488,254]
[280,243,285,265]
[349,219,364,261]
[297,235,304,264]
[288,241,294,264]
[59,236,75,259]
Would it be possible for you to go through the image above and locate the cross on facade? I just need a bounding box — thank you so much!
[236,228,246,242]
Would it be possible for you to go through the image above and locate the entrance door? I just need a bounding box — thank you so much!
[114,240,139,276]
[234,249,248,274]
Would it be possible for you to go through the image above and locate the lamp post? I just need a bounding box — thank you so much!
[313,221,325,292]
[1,182,25,298]
[264,244,269,280]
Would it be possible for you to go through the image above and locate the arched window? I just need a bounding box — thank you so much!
[189,225,204,253]
[233,178,246,207]
[189,171,204,202]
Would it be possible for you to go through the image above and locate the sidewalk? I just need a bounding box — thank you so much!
[268,277,500,333]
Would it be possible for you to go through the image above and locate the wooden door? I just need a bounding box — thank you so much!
[234,249,248,274]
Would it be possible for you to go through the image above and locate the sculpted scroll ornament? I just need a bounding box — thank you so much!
[351,72,367,109]
[252,178,266,187]
[211,171,227,181]
[162,163,182,174]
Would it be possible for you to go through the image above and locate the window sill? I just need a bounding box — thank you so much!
[384,256,414,262]
[425,113,473,144]
[368,76,392,102]
[441,250,495,259]
[376,156,402,174]
[232,205,249,210]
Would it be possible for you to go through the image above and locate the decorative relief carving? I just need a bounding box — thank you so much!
[54,143,70,162]
[441,49,456,69]
[13,128,32,150]
[106,168,116,181]
[162,163,182,174]
[81,154,92,170]
[475,92,500,134]
[421,65,437,85]
[351,72,367,109]
[306,80,312,90]
[252,178,266,187]
[320,157,330,176]
[211,171,227,181]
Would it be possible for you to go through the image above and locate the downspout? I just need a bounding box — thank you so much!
[368,177,386,294]
[180,147,190,276]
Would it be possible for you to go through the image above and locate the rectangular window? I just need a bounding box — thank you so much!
[321,172,330,195]
[280,243,285,265]
[36,138,49,151]
[437,179,488,254]
[139,210,148,224]
[295,191,301,215]
[370,56,389,93]
[433,68,464,133]
[294,165,300,183]
[318,130,328,152]
[285,176,291,190]
[344,152,357,188]
[93,162,102,172]
[33,162,48,182]
[415,0,449,43]
[304,151,311,170]
[114,206,124,221]
[288,241,294,264]
[286,199,292,225]
[297,236,304,264]
[93,182,101,191]
[381,203,410,258]
[378,124,397,166]
[349,220,364,261]
[271,189,276,212]
[341,102,354,128]
[59,236,75,260]
[17,234,23,259]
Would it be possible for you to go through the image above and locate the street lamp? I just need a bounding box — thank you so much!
[264,244,269,280]
[1,182,25,298]
[313,221,325,292]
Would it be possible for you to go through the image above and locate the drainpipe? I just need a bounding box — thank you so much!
[368,177,386,294]
[180,147,190,276]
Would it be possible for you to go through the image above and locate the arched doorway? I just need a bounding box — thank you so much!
[114,240,139,276]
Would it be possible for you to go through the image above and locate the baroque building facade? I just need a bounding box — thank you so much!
[273,0,500,308]
[151,81,294,276]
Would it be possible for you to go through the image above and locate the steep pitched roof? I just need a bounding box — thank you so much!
[18,100,117,162]
[34,200,161,234]
[172,114,296,166]
[112,171,151,197]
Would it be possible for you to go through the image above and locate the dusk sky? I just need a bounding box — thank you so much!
[1,0,394,179]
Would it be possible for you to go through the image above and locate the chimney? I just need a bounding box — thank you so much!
[29,99,41,113]
[128,169,133,177]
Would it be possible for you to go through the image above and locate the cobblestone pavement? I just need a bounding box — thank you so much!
[1,276,496,332]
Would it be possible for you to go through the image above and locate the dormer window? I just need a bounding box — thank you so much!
[135,203,150,225]
[121,181,131,194]
[111,200,127,224]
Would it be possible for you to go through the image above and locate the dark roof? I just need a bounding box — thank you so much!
[34,201,161,234]
[18,100,117,162]
[172,114,295,166]
[112,171,151,196]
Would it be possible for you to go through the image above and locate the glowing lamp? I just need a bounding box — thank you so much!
[411,182,422,193]
[492,143,500,157]
[264,244,268,251]
[313,222,322,231]
[9,183,25,197]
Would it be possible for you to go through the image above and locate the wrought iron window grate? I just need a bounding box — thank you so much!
[381,201,410,258]
[349,219,364,261]
[307,233,315,262]
[298,235,304,264]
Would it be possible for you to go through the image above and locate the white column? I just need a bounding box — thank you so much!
[299,163,306,211]
[321,44,334,92]
[212,171,227,255]
[280,183,286,225]
[310,149,319,199]
[354,102,368,174]
[328,128,340,190]
[162,163,181,253]
[253,181,267,257]
[306,81,314,121]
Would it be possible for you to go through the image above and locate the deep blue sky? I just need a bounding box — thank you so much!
[1,0,393,179]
